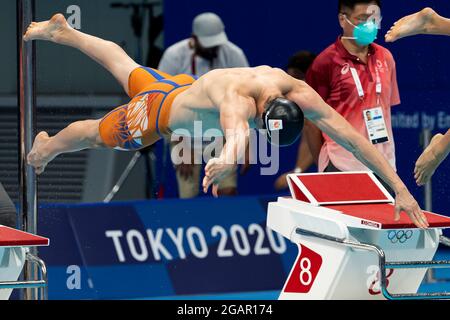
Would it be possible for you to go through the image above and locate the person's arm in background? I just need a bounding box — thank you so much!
[274,58,329,190]
[274,134,314,190]
[295,135,314,169]
[415,129,450,186]
[303,120,323,164]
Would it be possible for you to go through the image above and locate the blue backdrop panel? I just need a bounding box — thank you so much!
[162,0,450,212]
[38,205,99,299]
[38,197,297,300]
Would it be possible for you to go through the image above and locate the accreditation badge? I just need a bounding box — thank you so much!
[363,107,389,144]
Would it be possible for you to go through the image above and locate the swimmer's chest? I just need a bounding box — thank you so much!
[174,107,224,138]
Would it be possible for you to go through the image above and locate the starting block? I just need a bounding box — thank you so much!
[267,172,450,300]
[0,226,49,300]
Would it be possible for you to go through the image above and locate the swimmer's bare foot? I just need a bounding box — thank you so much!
[23,13,69,43]
[414,133,445,186]
[385,7,436,42]
[27,132,53,175]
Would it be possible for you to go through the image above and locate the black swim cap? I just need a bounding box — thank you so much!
[262,98,304,146]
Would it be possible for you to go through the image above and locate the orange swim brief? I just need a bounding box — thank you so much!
[99,67,197,150]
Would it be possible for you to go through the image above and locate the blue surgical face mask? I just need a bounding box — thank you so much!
[342,15,379,46]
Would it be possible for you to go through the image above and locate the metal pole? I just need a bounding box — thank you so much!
[421,129,435,284]
[104,152,142,203]
[422,129,433,212]
[17,0,38,300]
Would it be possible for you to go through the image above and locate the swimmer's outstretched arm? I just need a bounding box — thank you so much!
[23,13,139,95]
[27,120,105,175]
[202,94,253,197]
[414,129,450,186]
[288,84,429,229]
[386,8,450,42]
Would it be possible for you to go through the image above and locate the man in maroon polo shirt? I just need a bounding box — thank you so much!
[304,0,399,192]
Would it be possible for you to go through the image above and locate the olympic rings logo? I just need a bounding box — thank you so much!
[387,230,413,244]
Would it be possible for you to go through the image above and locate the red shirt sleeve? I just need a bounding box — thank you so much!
[387,51,401,107]
[305,56,331,101]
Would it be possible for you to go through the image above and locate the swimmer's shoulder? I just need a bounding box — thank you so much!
[250,65,286,74]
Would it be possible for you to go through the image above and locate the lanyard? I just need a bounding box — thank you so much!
[191,54,215,76]
[191,54,197,76]
[350,61,382,105]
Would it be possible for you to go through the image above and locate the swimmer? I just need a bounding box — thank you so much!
[385,7,450,42]
[24,14,428,228]
[415,130,450,186]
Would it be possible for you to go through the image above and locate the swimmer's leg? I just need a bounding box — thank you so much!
[386,8,450,42]
[27,93,158,175]
[23,13,139,95]
[27,119,104,175]
[414,129,450,186]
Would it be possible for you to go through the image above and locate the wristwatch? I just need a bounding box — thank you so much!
[293,167,303,174]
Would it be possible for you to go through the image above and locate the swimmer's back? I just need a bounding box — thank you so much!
[189,66,295,103]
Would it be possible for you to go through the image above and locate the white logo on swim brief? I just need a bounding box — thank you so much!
[126,95,149,145]
[341,63,350,75]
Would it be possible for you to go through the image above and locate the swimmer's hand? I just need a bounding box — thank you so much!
[394,188,429,229]
[203,158,236,198]
[414,133,446,186]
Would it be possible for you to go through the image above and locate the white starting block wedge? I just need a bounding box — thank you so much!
[0,226,49,300]
[267,172,450,300]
